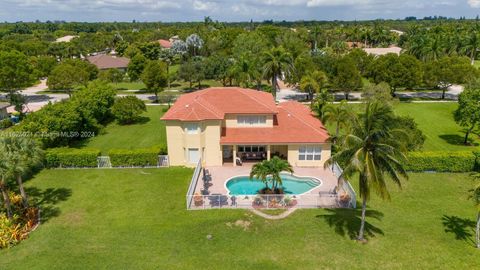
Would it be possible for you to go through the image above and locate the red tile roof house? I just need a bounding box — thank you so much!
[86,54,130,71]
[162,87,354,209]
[157,39,172,49]
[161,87,331,168]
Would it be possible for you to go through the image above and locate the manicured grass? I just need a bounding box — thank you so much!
[0,169,478,269]
[394,102,480,151]
[109,81,146,91]
[110,79,223,91]
[327,102,480,152]
[74,106,167,154]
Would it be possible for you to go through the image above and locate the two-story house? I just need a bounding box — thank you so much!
[161,87,331,167]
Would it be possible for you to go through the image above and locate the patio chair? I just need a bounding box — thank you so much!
[235,157,243,166]
[230,196,237,206]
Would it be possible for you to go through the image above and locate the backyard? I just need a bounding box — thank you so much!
[0,168,478,269]
[73,105,167,154]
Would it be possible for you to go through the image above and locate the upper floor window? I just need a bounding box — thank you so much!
[299,146,321,161]
[237,115,267,126]
[185,123,199,134]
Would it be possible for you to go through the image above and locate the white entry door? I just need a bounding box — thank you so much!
[188,148,200,163]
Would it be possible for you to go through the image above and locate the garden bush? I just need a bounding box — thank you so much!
[44,148,100,168]
[0,119,13,129]
[109,147,161,167]
[405,151,477,172]
[111,96,146,124]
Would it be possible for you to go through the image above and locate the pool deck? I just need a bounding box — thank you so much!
[194,165,339,196]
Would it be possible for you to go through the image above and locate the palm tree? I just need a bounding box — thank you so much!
[462,30,480,65]
[299,75,319,103]
[470,172,480,248]
[322,101,353,140]
[250,160,270,190]
[325,102,408,242]
[249,157,293,193]
[311,89,333,120]
[2,137,43,208]
[268,157,294,191]
[262,46,294,102]
[0,143,13,220]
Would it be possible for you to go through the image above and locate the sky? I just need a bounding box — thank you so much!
[1,0,480,22]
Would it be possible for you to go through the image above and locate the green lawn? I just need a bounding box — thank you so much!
[326,102,480,152]
[474,60,480,69]
[74,106,167,154]
[394,102,480,151]
[110,79,223,92]
[0,169,478,269]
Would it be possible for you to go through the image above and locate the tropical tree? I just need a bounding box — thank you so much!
[326,101,408,241]
[470,172,480,248]
[311,89,333,120]
[0,143,13,220]
[250,157,294,193]
[262,46,294,101]
[322,100,353,139]
[333,56,362,100]
[1,137,43,208]
[299,75,319,102]
[454,87,480,144]
[0,50,35,101]
[462,28,480,65]
[141,60,168,103]
[186,34,204,57]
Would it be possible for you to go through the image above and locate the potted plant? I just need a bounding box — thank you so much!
[193,192,203,206]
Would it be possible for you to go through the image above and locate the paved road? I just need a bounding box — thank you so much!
[277,85,464,103]
[0,80,464,113]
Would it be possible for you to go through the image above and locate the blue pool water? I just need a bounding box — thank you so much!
[226,174,321,195]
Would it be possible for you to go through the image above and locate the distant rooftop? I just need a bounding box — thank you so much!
[363,46,402,56]
[86,54,130,70]
[55,35,78,43]
[158,39,172,48]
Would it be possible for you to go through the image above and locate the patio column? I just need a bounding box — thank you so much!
[267,145,271,161]
[233,145,237,167]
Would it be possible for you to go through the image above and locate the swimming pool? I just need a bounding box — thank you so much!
[225,173,321,195]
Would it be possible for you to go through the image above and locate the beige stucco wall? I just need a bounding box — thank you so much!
[165,120,223,167]
[287,143,331,167]
[223,114,274,128]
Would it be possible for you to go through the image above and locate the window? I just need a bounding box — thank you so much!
[237,145,266,153]
[187,148,200,163]
[299,146,321,161]
[185,123,199,134]
[237,115,267,126]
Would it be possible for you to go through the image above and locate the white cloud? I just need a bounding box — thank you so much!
[468,0,480,7]
[193,0,217,11]
[307,0,374,7]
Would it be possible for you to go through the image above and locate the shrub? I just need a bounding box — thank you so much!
[109,147,161,167]
[45,148,100,168]
[111,96,146,124]
[405,151,477,172]
[0,119,13,129]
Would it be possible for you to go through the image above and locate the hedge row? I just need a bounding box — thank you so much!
[405,151,480,172]
[108,147,161,167]
[45,148,101,168]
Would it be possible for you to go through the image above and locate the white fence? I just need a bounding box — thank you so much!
[186,159,202,208]
[187,193,349,210]
[333,162,357,208]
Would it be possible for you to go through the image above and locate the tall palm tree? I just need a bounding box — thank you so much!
[262,46,294,102]
[2,137,43,208]
[0,144,13,220]
[325,102,408,241]
[470,172,480,248]
[322,100,353,140]
[462,30,480,65]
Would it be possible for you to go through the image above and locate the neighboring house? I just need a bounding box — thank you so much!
[55,35,78,43]
[161,87,331,167]
[363,46,402,56]
[0,103,9,120]
[157,39,172,49]
[86,54,130,71]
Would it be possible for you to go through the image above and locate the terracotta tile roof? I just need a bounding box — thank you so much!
[161,87,278,121]
[86,54,130,69]
[158,39,172,48]
[220,101,330,144]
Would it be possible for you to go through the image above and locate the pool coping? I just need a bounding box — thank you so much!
[223,172,324,196]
